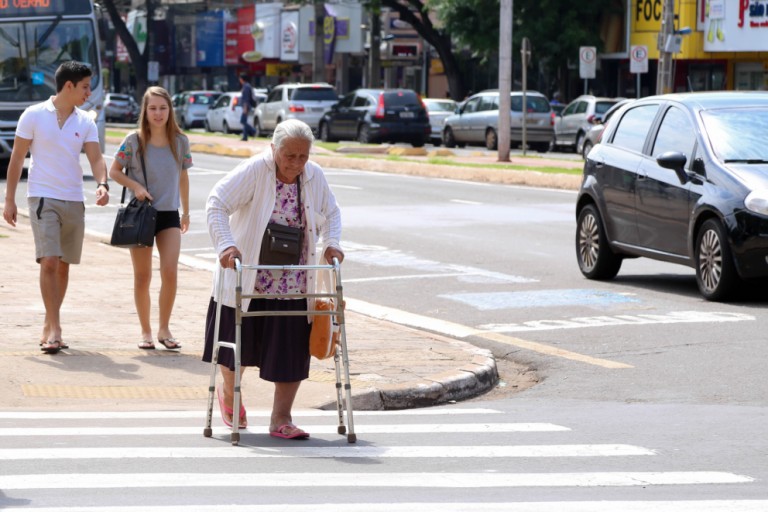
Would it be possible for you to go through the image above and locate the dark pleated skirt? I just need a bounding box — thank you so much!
[202,297,311,382]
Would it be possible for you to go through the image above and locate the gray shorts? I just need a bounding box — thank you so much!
[27,197,85,264]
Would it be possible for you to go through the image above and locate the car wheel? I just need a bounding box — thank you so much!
[576,203,622,280]
[532,142,550,153]
[581,139,593,160]
[204,120,212,132]
[357,124,371,144]
[443,127,456,148]
[575,132,586,154]
[411,138,425,148]
[695,218,740,301]
[254,118,263,138]
[319,122,334,142]
[485,128,498,150]
[222,121,230,134]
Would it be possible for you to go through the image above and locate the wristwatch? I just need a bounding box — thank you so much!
[97,182,109,192]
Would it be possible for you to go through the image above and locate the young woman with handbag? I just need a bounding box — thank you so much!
[108,86,193,350]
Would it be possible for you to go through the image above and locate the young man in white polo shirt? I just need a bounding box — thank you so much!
[2,61,110,354]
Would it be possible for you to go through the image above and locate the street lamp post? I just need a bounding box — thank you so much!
[656,0,675,94]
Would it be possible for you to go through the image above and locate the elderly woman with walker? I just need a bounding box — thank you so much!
[203,119,344,439]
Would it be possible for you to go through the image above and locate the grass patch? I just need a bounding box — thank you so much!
[342,152,579,174]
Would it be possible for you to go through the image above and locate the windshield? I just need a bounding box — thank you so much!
[0,19,99,102]
[702,108,768,162]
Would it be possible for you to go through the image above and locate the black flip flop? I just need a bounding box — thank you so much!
[40,341,63,354]
[39,341,69,349]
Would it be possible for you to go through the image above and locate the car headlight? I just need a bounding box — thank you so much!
[744,190,768,216]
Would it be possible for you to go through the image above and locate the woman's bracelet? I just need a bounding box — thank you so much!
[181,214,190,219]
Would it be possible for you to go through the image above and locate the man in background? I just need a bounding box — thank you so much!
[239,73,257,141]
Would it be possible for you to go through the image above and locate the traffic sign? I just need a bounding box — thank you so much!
[630,45,649,74]
[579,46,596,79]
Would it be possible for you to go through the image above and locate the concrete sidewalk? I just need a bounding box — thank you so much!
[0,220,501,413]
[1,131,560,416]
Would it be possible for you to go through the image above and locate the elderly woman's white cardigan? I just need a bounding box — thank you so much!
[206,149,342,311]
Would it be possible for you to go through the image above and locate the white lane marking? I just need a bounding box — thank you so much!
[0,444,653,460]
[0,423,566,437]
[451,199,482,205]
[3,503,768,512]
[346,298,632,369]
[345,272,474,283]
[0,408,501,420]
[187,168,228,175]
[343,242,537,284]
[0,471,752,489]
[331,184,362,190]
[479,311,756,333]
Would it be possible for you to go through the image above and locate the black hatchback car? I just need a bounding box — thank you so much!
[575,91,768,301]
[318,88,430,147]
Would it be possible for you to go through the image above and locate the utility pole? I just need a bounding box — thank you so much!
[497,0,513,162]
[313,0,326,82]
[656,0,675,94]
[367,1,382,88]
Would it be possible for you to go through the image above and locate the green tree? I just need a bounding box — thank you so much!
[379,0,469,100]
[432,0,623,92]
[98,0,154,96]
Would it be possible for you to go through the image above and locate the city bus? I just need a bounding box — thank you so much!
[0,0,105,177]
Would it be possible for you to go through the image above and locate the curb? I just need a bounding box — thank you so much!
[316,346,498,411]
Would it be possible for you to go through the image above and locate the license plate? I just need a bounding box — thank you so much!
[400,111,415,119]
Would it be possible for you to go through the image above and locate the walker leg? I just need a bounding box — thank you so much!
[333,344,345,434]
[338,325,356,443]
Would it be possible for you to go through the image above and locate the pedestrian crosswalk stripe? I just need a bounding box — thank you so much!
[0,471,752,490]
[0,444,654,460]
[0,407,502,420]
[0,423,567,436]
[3,503,768,512]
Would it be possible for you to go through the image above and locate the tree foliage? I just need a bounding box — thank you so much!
[430,0,623,89]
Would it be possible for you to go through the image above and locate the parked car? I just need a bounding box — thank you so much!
[318,88,430,147]
[175,90,221,129]
[103,93,139,123]
[575,91,768,301]
[254,83,338,135]
[442,90,554,153]
[553,95,623,154]
[580,98,634,159]
[204,92,254,134]
[423,98,457,145]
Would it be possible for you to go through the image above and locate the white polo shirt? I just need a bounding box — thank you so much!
[16,97,100,202]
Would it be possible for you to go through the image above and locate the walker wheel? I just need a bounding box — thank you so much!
[203,427,212,438]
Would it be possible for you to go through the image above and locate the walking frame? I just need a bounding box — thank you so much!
[203,257,356,446]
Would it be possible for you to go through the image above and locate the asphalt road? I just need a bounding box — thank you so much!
[4,145,768,509]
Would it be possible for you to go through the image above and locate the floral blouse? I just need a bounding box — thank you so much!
[254,179,307,297]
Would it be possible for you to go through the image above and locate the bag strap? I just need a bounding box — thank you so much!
[296,178,303,227]
[119,146,150,205]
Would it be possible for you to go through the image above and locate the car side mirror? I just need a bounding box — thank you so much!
[691,157,707,178]
[657,151,689,184]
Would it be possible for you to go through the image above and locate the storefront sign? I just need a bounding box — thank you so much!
[280,11,299,62]
[634,0,662,32]
[704,0,768,51]
[323,15,336,65]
